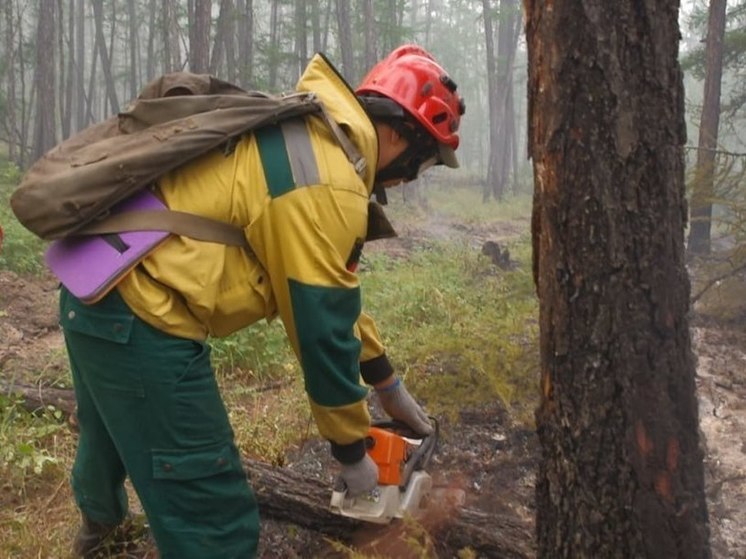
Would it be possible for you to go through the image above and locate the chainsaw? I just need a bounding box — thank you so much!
[329,418,438,524]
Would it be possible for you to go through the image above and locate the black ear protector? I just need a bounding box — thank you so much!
[359,95,440,204]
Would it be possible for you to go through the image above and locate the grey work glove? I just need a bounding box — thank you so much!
[375,378,433,435]
[338,454,379,497]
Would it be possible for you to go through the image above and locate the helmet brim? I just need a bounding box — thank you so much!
[438,144,459,169]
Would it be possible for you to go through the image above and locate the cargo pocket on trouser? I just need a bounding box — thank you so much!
[149,442,259,559]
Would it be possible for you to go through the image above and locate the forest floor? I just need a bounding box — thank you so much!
[1,211,745,558]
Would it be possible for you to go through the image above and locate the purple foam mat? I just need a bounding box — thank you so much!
[45,190,170,303]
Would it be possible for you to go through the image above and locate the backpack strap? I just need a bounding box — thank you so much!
[311,94,367,177]
[78,210,251,251]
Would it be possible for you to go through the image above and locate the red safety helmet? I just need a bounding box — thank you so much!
[356,45,465,168]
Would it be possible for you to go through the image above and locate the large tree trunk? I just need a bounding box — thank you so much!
[32,0,57,162]
[525,1,710,557]
[687,0,727,257]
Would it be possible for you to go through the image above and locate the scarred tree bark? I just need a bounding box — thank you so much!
[525,0,710,557]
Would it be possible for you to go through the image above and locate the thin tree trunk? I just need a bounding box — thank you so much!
[127,0,139,100]
[4,0,18,163]
[482,0,500,201]
[295,0,308,77]
[209,0,227,75]
[223,0,237,81]
[268,0,280,89]
[310,0,321,53]
[75,0,86,130]
[493,0,520,198]
[146,0,157,80]
[61,0,74,139]
[18,5,31,167]
[92,0,119,115]
[190,0,212,73]
[237,0,254,88]
[85,7,100,125]
[163,0,181,72]
[56,1,67,138]
[687,0,727,257]
[335,0,354,81]
[526,0,710,556]
[363,0,376,70]
[32,0,57,162]
[322,0,332,53]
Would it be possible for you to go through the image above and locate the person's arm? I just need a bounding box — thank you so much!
[248,185,371,464]
[355,311,433,434]
[356,311,394,386]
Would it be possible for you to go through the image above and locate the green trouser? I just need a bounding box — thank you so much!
[60,287,259,558]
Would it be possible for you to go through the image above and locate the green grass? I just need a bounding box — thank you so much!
[360,238,538,419]
[0,161,46,275]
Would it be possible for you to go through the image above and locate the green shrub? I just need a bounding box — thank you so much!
[0,395,64,481]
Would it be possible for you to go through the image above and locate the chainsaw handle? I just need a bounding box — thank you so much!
[370,417,435,440]
[399,417,439,489]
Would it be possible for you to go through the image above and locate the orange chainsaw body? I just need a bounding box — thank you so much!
[366,426,410,486]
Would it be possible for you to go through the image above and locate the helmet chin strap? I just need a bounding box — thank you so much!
[373,183,388,205]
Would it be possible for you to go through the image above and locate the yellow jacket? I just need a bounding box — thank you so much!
[117,54,392,464]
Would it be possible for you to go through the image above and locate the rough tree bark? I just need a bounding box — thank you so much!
[525,0,711,557]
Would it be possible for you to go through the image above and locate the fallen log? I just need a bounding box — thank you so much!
[0,381,77,415]
[245,458,534,558]
[2,383,534,557]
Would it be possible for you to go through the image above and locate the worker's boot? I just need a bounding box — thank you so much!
[73,513,148,558]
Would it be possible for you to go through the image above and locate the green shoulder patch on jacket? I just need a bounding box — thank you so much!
[256,119,320,198]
